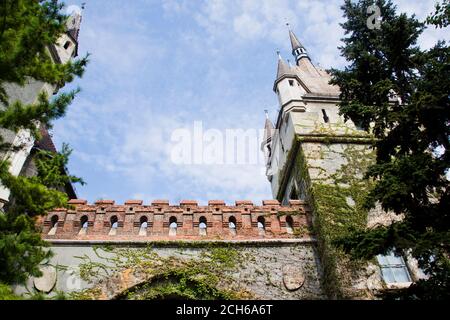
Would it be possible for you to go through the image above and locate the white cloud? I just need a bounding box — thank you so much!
[56,0,449,205]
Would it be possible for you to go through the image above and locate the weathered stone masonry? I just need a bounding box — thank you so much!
[26,199,325,300]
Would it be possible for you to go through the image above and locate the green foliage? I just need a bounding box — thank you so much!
[427,0,450,28]
[0,210,53,285]
[0,0,88,104]
[330,0,450,299]
[309,146,375,298]
[70,245,252,300]
[35,143,85,189]
[0,283,21,300]
[0,0,87,287]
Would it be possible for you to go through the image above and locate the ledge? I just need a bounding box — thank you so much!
[46,238,317,248]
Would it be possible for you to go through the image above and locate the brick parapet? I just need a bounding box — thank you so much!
[42,199,311,241]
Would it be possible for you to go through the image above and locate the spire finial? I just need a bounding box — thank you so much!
[264,110,269,119]
[277,50,282,60]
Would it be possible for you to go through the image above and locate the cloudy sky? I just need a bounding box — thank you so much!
[53,0,449,205]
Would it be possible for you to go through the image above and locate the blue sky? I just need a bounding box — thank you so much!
[53,0,449,205]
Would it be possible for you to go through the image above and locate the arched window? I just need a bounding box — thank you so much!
[199,216,207,236]
[139,216,148,236]
[257,216,265,235]
[64,41,71,49]
[228,216,237,236]
[81,216,88,229]
[48,215,59,235]
[286,216,294,234]
[109,216,118,236]
[140,216,148,229]
[169,216,177,236]
[79,215,88,235]
[111,216,118,228]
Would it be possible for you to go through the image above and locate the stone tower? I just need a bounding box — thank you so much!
[0,9,83,206]
[263,29,423,299]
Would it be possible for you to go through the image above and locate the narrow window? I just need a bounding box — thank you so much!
[48,215,59,235]
[79,215,88,235]
[257,216,265,235]
[169,216,177,236]
[64,41,71,49]
[289,80,294,87]
[229,216,237,236]
[109,216,118,236]
[322,109,329,123]
[286,216,294,234]
[290,186,299,200]
[139,216,148,236]
[199,216,207,236]
[377,251,412,284]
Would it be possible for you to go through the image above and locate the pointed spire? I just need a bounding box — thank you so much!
[66,4,85,43]
[287,28,310,64]
[276,51,292,80]
[289,30,303,52]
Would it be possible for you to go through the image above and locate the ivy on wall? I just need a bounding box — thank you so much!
[276,136,377,299]
[68,245,254,300]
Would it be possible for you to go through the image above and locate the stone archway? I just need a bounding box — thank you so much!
[90,267,233,300]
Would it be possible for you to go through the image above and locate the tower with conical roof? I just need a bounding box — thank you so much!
[262,28,424,299]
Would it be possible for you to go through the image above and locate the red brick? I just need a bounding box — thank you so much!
[124,200,143,206]
[95,200,115,205]
[152,200,169,206]
[180,200,198,206]
[235,200,253,206]
[42,200,312,241]
[208,200,225,206]
[68,199,87,205]
[262,200,280,206]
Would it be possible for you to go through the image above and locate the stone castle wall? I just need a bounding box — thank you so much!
[20,199,326,300]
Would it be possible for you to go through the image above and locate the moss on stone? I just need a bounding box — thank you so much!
[276,135,376,299]
[70,245,253,300]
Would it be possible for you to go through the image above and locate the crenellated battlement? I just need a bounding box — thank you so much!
[41,199,312,241]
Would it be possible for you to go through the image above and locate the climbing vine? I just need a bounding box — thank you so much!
[276,136,377,299]
[68,245,254,300]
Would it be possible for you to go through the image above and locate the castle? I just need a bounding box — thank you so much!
[4,11,425,300]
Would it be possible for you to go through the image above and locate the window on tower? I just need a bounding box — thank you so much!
[377,251,412,284]
[322,109,330,123]
[290,186,299,200]
[289,80,294,86]
[64,41,72,49]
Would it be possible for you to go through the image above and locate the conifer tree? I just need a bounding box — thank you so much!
[330,0,449,299]
[0,0,87,288]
